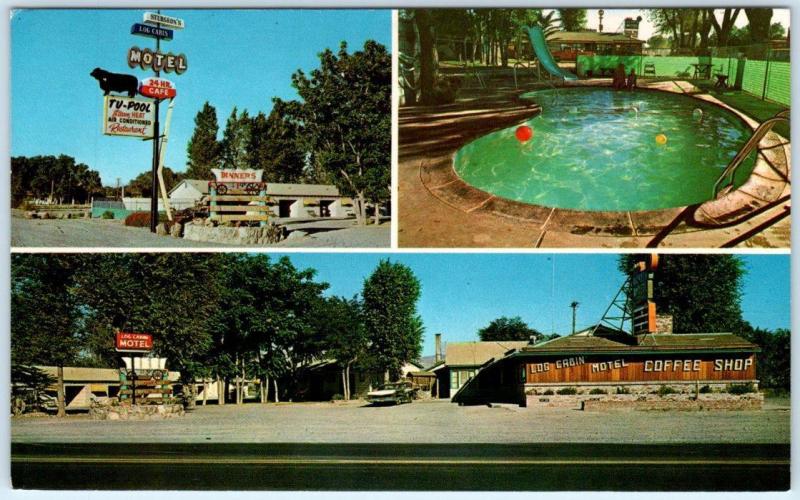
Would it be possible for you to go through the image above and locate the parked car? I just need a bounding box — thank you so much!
[366,381,416,405]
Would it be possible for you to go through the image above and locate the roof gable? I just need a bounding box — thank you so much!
[446,341,529,366]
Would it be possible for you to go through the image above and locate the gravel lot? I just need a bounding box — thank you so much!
[11,213,390,248]
[11,398,790,444]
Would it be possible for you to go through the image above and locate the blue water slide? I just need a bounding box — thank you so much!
[526,26,578,81]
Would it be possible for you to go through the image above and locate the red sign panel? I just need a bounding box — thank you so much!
[138,77,177,99]
[116,332,153,352]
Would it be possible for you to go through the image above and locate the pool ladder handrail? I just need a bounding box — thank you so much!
[712,109,790,198]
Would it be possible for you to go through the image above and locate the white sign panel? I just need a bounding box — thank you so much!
[103,96,155,138]
[143,12,185,30]
[212,169,264,182]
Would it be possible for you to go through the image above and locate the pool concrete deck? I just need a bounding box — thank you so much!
[398,78,790,248]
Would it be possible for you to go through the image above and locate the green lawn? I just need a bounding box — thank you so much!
[696,83,790,139]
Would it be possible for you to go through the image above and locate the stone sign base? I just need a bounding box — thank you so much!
[183,220,285,245]
[90,402,184,420]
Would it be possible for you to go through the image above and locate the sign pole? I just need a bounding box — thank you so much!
[148,14,162,233]
[131,353,137,405]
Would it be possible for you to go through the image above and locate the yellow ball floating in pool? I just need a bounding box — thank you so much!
[655,133,668,145]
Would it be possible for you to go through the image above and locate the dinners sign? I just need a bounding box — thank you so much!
[103,96,155,138]
[212,169,264,182]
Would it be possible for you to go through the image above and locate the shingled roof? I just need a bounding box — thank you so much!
[548,31,643,44]
[519,332,758,356]
[445,341,530,367]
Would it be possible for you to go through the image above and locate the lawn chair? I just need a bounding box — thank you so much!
[643,62,656,77]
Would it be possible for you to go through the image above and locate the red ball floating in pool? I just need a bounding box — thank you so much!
[515,125,533,143]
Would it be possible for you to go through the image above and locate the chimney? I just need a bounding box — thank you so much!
[435,333,442,362]
[655,314,673,334]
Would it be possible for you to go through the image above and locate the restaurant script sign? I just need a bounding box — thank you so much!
[102,96,155,138]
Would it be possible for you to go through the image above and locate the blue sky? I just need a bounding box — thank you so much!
[10,9,391,185]
[278,253,790,357]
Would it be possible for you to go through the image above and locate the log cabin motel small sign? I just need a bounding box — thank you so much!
[116,332,154,353]
[103,96,155,138]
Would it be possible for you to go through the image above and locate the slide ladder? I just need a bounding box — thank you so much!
[712,109,789,198]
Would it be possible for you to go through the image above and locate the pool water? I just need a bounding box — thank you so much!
[454,88,757,211]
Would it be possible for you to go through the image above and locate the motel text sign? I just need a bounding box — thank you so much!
[116,332,154,353]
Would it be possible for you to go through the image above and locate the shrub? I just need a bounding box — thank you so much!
[542,389,554,395]
[699,385,712,394]
[101,210,115,219]
[727,383,756,395]
[556,387,578,395]
[124,212,151,227]
[657,385,678,396]
[331,394,344,401]
[616,386,631,394]
[589,388,607,395]
[124,212,169,227]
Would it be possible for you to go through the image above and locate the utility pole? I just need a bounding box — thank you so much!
[570,301,579,335]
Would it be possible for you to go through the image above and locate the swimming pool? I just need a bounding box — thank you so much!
[453,88,757,212]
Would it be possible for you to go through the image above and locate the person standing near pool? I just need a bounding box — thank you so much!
[612,64,626,90]
[626,68,637,90]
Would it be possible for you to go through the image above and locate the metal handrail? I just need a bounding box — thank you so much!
[712,109,790,198]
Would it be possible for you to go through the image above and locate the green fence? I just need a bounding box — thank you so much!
[576,55,789,106]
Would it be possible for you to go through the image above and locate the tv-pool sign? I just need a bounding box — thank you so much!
[116,332,154,353]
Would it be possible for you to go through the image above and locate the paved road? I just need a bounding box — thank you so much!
[11,442,789,490]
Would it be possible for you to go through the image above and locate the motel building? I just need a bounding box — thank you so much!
[450,327,760,408]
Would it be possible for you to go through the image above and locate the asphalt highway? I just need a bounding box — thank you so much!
[12,442,790,490]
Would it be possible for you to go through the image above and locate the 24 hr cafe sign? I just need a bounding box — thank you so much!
[103,96,155,138]
[139,77,177,99]
[115,332,154,353]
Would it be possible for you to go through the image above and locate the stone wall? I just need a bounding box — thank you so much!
[89,400,185,420]
[183,220,285,245]
[525,380,757,395]
[526,392,763,411]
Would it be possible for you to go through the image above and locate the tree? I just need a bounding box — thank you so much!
[738,326,789,391]
[745,8,773,43]
[362,260,423,380]
[557,9,587,31]
[314,296,367,400]
[186,101,221,180]
[618,254,745,333]
[74,254,226,408]
[11,155,103,207]
[11,255,84,416]
[287,40,391,225]
[709,8,742,47]
[127,166,183,198]
[219,107,251,169]
[478,316,542,341]
[246,101,306,183]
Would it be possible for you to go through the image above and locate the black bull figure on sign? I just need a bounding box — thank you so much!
[90,67,138,97]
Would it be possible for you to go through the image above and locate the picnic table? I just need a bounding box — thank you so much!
[714,73,729,88]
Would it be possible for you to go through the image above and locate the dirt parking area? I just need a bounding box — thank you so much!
[10,212,390,248]
[12,397,789,444]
